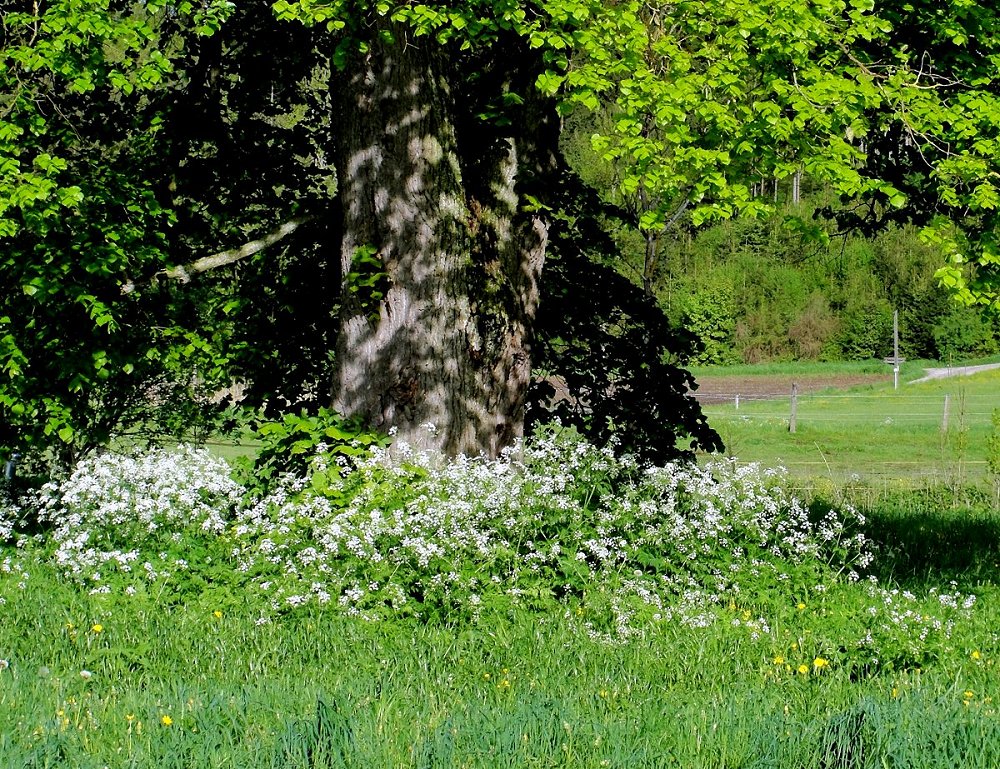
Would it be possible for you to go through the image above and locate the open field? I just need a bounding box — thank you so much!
[3,407,1000,766]
[692,361,1000,486]
[3,364,1000,767]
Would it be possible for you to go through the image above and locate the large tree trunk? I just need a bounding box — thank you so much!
[329,27,553,457]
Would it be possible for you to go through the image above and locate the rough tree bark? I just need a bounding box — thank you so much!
[329,26,555,457]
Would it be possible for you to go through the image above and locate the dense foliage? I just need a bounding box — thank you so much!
[641,214,999,365]
[4,0,1000,462]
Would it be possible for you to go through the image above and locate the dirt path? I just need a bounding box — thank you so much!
[908,362,1000,383]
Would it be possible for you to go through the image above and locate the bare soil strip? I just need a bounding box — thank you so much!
[690,373,891,405]
[691,362,1000,405]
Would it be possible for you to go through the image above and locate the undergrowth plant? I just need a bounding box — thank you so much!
[1,427,997,767]
[0,426,978,673]
[235,408,386,498]
[29,446,243,598]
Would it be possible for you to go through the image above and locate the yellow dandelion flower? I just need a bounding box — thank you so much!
[796,603,806,611]
[161,715,173,726]
[213,610,223,619]
[972,650,982,660]
[773,656,784,665]
[126,714,135,722]
[891,687,899,698]
[91,624,103,634]
[813,657,829,670]
[964,690,975,700]
[498,679,511,690]
[797,664,809,675]
[482,672,491,681]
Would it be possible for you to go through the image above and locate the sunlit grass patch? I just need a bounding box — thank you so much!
[1,428,999,766]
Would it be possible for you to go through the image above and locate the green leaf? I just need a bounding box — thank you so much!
[535,70,565,96]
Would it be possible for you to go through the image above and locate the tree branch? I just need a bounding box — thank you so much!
[121,216,314,294]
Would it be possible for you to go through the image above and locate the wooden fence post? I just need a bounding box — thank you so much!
[789,383,798,433]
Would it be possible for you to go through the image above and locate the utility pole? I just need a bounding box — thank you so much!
[893,310,900,390]
[883,309,904,390]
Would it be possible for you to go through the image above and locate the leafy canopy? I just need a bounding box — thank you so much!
[275,0,1000,306]
[4,0,1000,461]
[0,1,237,460]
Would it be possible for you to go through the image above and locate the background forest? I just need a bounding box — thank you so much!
[561,120,1000,368]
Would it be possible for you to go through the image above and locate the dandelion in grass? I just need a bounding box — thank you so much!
[212,610,222,619]
[796,603,806,611]
[773,656,784,665]
[797,664,809,675]
[972,650,982,660]
[161,715,173,726]
[813,657,829,671]
[90,624,103,633]
[79,669,92,680]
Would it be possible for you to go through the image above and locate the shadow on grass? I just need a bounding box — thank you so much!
[857,489,1000,589]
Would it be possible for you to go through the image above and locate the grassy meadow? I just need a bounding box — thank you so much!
[694,362,1000,489]
[2,367,1000,767]
[1,572,999,768]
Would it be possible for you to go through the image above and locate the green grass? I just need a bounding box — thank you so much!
[5,433,1000,766]
[698,367,1000,484]
[2,553,1000,768]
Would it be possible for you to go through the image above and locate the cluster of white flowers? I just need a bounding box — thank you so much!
[226,429,877,635]
[33,445,242,589]
[1,430,971,651]
[0,505,13,543]
[852,581,976,664]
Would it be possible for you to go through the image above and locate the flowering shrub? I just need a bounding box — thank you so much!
[33,445,243,594]
[3,428,975,661]
[849,582,977,672]
[231,427,874,637]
